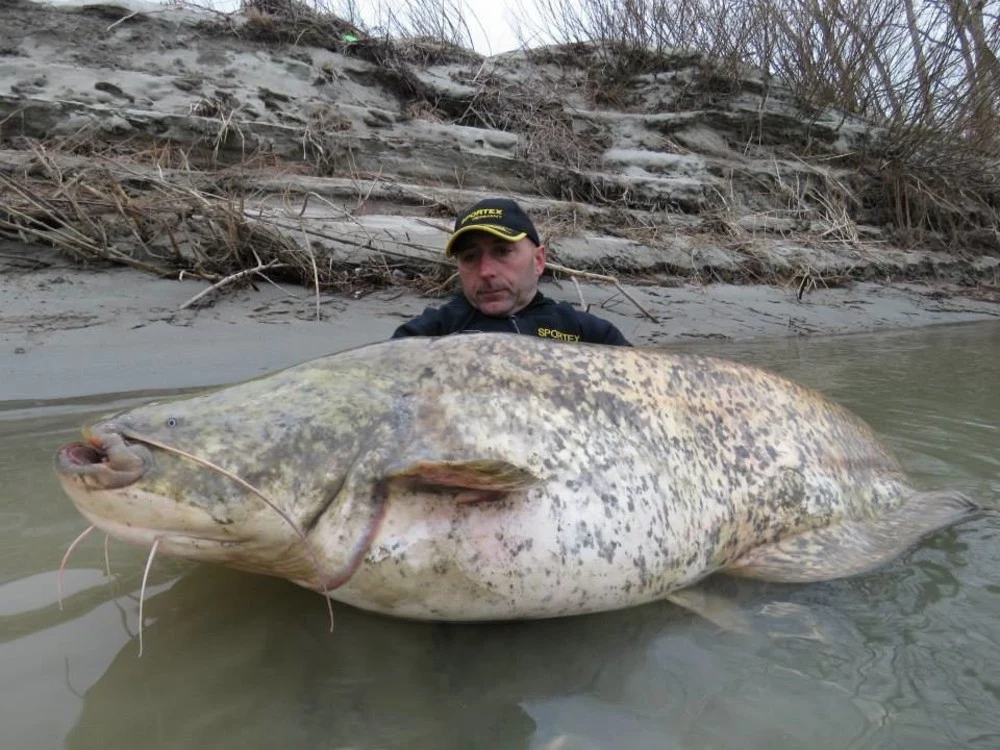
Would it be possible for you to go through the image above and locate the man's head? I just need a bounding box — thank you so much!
[444,198,546,317]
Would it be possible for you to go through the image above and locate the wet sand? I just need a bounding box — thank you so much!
[3,242,998,402]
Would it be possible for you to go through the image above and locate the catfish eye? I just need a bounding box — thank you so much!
[166,417,179,428]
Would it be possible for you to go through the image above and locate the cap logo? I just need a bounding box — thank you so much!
[461,208,504,225]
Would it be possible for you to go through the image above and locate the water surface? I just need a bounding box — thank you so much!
[2,322,998,749]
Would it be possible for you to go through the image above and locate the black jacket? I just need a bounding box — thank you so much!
[392,292,631,346]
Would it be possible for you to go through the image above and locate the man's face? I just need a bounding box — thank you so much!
[454,233,546,317]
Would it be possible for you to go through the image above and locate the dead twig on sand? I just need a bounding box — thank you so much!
[299,226,322,321]
[547,262,658,323]
[571,276,588,312]
[179,259,289,309]
[424,271,459,296]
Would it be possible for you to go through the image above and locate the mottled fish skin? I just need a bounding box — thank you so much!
[55,334,954,621]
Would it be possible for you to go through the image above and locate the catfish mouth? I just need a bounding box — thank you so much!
[55,424,153,490]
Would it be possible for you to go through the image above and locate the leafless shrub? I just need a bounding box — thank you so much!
[528,0,999,134]
[857,129,1000,251]
[524,0,1000,249]
[361,0,478,51]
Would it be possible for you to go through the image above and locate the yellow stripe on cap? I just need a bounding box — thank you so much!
[444,224,528,257]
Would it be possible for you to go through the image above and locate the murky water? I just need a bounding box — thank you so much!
[2,322,998,750]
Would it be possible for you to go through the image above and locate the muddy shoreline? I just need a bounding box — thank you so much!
[3,241,998,403]
[3,1,998,405]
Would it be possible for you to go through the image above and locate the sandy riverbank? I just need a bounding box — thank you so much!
[2,0,999,405]
[3,241,998,403]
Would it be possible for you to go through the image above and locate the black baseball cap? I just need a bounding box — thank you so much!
[444,198,541,257]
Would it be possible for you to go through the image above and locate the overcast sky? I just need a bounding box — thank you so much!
[350,0,545,55]
[457,0,519,54]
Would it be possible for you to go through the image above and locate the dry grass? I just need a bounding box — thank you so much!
[197,0,602,172]
[435,67,608,171]
[0,145,456,304]
[221,0,366,51]
[192,0,1000,253]
[0,139,661,315]
[6,0,996,301]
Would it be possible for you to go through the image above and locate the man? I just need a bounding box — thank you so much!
[392,198,631,346]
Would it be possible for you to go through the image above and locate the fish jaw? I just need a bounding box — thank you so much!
[53,474,323,583]
[54,420,154,492]
[54,421,262,564]
[54,424,330,583]
[54,472,242,553]
[54,420,210,545]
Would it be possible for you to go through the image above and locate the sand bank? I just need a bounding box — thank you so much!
[3,242,997,403]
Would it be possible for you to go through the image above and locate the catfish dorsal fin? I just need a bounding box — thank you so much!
[387,459,539,492]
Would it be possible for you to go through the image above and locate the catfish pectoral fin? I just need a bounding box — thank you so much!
[386,459,540,493]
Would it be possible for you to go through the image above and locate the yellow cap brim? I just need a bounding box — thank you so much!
[444,225,528,257]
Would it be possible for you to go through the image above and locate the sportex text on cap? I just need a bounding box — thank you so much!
[444,198,541,256]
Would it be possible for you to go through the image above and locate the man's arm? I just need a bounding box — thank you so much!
[572,309,632,347]
[392,307,447,338]
[598,322,632,347]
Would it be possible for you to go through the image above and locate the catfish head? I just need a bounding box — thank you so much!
[53,361,400,590]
